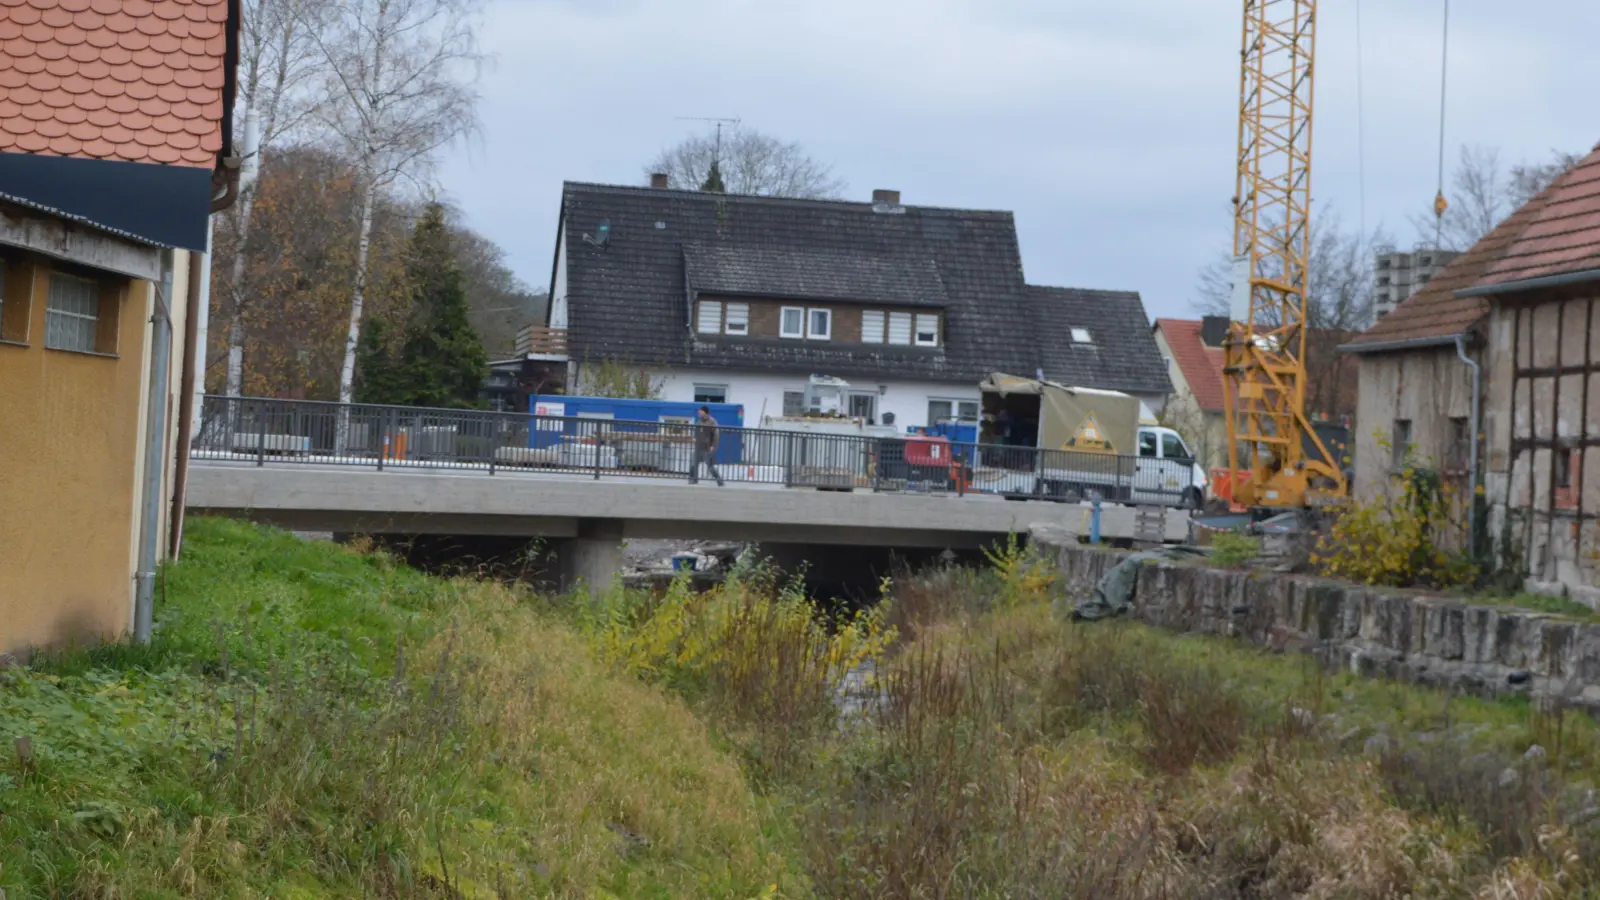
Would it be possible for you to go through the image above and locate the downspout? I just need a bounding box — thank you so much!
[169,241,206,559]
[1455,333,1482,556]
[134,253,176,644]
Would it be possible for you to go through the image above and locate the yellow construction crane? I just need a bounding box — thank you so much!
[1222,0,1348,509]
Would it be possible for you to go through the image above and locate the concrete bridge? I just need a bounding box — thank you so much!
[185,396,1191,592]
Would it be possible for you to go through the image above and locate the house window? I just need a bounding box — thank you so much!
[696,299,722,334]
[724,302,749,335]
[862,310,885,344]
[1446,417,1470,472]
[807,308,832,340]
[46,272,113,354]
[1070,327,1093,344]
[693,384,728,404]
[1556,448,1573,490]
[782,390,804,416]
[780,307,804,339]
[914,314,939,347]
[888,311,912,345]
[928,399,979,423]
[1392,419,1413,469]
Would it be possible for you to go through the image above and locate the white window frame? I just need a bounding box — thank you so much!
[723,301,749,335]
[914,313,939,347]
[861,309,885,344]
[929,398,980,423]
[1070,326,1093,344]
[693,383,728,404]
[780,306,805,339]
[887,311,912,345]
[696,299,723,334]
[45,272,101,354]
[807,308,832,340]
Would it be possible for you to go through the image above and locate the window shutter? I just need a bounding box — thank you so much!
[724,302,749,335]
[914,314,939,346]
[888,312,912,345]
[862,310,885,343]
[697,300,723,334]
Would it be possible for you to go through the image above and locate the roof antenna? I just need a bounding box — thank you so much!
[676,116,740,187]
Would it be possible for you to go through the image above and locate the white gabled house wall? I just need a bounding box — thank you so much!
[549,226,569,330]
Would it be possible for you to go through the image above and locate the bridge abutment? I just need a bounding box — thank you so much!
[558,518,625,598]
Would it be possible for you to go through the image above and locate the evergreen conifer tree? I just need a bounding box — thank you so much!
[391,203,489,408]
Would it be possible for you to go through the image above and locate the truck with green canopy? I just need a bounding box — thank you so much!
[977,373,1207,509]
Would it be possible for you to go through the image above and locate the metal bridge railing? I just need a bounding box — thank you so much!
[193,395,1191,504]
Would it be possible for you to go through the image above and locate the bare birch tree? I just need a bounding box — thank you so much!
[221,0,326,396]
[645,127,845,199]
[310,0,483,410]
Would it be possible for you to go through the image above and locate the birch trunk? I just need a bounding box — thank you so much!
[339,170,377,407]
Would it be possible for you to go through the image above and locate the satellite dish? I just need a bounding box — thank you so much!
[583,218,612,248]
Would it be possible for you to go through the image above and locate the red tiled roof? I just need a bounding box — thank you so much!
[0,0,230,168]
[1154,318,1228,413]
[1348,143,1600,350]
[1479,147,1600,288]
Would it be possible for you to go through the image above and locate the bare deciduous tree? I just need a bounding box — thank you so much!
[222,0,325,396]
[309,0,485,410]
[645,127,845,199]
[1194,208,1382,419]
[1411,145,1582,250]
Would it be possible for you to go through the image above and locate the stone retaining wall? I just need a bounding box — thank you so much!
[1039,535,1600,712]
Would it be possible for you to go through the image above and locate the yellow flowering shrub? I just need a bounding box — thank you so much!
[1311,432,1478,588]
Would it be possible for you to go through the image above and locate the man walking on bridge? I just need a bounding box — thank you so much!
[690,406,724,486]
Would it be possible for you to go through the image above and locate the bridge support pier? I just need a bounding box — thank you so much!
[558,518,624,598]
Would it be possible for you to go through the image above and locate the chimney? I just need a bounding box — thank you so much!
[1200,315,1230,348]
[871,189,901,207]
[649,172,669,189]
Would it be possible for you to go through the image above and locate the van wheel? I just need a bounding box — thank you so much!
[1182,487,1204,511]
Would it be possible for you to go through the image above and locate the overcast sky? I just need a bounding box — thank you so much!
[436,0,1597,322]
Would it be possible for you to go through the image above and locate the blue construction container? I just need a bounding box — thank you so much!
[910,420,979,465]
[527,394,745,465]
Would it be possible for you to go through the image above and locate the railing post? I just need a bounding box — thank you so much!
[376,406,386,472]
[1090,492,1102,544]
[593,419,602,480]
[783,431,794,488]
[488,412,498,475]
[255,399,266,467]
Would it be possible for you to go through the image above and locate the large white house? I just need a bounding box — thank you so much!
[542,182,1171,429]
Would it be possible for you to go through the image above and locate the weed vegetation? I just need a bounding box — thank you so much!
[0,519,796,898]
[6,521,1600,898]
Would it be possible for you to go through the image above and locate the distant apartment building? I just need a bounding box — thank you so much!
[1374,248,1462,318]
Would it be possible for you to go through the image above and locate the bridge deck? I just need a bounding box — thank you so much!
[187,459,1191,548]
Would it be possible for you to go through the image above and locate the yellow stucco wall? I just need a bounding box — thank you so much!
[0,254,152,657]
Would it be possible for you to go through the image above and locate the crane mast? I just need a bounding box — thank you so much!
[1223,0,1347,508]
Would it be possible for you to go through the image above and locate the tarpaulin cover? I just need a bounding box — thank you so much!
[981,373,1141,455]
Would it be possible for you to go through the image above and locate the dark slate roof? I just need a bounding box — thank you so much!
[1029,287,1173,395]
[555,181,1167,391]
[683,242,949,307]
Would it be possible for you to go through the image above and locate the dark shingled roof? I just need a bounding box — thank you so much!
[555,181,1168,391]
[683,243,949,307]
[1029,287,1173,395]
